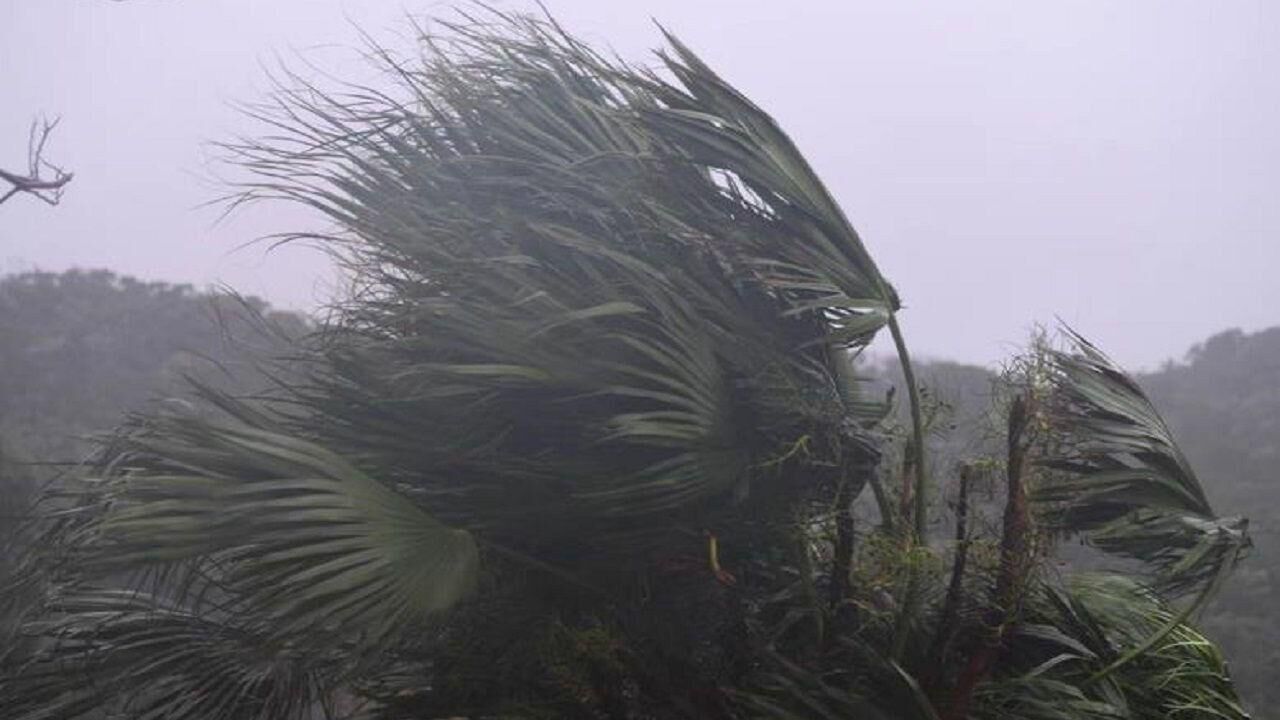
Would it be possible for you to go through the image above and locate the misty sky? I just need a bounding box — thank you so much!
[3,1,1278,370]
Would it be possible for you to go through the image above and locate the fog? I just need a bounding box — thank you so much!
[4,0,1279,368]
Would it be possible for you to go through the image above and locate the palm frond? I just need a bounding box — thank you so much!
[80,409,480,645]
[731,645,939,720]
[216,6,890,559]
[645,31,899,348]
[1034,329,1249,596]
[977,574,1249,720]
[0,588,340,720]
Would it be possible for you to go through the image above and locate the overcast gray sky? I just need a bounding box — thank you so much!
[3,0,1278,369]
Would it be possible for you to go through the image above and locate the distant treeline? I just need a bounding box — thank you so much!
[0,269,308,462]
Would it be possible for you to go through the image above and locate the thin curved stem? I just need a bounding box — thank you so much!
[888,313,928,545]
[888,311,929,661]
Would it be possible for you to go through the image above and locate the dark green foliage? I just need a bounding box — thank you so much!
[0,441,34,628]
[1034,331,1248,599]
[0,9,1255,720]
[977,574,1248,720]
[890,335,1278,718]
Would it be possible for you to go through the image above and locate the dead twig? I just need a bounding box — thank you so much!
[0,116,74,207]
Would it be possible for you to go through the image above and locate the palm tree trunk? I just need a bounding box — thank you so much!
[943,395,1033,720]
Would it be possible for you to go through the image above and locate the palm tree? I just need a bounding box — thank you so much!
[0,9,1251,719]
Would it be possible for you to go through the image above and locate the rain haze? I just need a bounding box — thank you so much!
[3,0,1279,369]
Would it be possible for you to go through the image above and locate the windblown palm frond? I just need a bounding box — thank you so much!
[643,30,900,347]
[218,8,893,565]
[94,411,479,640]
[6,10,896,718]
[1035,330,1250,597]
[1,588,340,720]
[976,574,1249,720]
[2,408,477,719]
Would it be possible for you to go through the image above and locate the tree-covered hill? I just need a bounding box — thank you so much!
[1140,328,1280,716]
[0,269,308,463]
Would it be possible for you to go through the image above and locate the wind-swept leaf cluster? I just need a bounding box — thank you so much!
[1034,331,1250,598]
[0,8,1251,720]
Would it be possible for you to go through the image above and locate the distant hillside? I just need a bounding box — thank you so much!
[1139,329,1280,714]
[0,269,308,462]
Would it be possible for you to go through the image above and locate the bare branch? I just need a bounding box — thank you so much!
[0,116,74,207]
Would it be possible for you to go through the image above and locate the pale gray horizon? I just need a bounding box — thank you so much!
[3,0,1277,371]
